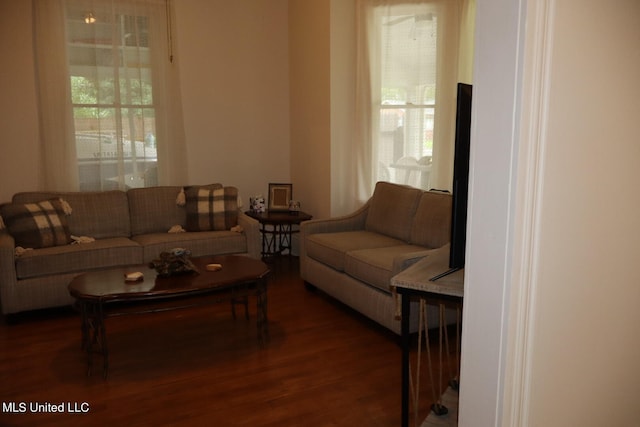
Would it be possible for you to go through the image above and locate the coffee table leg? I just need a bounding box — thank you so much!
[81,301,109,378]
[231,296,249,320]
[77,301,89,352]
[256,278,269,345]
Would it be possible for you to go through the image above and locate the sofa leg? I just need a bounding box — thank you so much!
[303,281,317,292]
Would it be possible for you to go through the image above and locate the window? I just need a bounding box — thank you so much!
[378,9,438,189]
[66,4,157,191]
[353,0,471,197]
[33,0,186,192]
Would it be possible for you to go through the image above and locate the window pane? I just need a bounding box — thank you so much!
[70,75,117,105]
[119,70,153,106]
[66,4,157,191]
[380,13,437,105]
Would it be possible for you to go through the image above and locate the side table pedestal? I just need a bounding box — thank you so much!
[244,210,312,259]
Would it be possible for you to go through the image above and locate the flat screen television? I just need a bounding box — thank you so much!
[431,82,472,281]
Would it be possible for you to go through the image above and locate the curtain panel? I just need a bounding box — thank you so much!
[33,0,78,191]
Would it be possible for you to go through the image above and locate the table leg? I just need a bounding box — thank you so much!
[277,223,293,254]
[77,301,89,351]
[81,301,109,378]
[401,292,410,427]
[256,278,269,345]
[231,296,249,320]
[260,223,268,257]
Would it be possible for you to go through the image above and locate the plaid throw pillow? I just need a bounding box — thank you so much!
[185,186,239,232]
[0,199,71,248]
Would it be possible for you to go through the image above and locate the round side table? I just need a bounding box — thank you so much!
[244,210,312,259]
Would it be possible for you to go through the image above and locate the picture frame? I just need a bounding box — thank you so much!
[268,183,292,211]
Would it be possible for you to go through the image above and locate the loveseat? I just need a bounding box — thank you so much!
[300,181,452,335]
[0,184,260,315]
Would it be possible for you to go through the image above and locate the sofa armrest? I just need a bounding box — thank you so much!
[299,203,369,278]
[0,232,17,315]
[237,210,261,259]
[300,202,370,238]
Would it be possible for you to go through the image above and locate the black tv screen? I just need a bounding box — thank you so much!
[450,83,472,269]
[431,83,472,281]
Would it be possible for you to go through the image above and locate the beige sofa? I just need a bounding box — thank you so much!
[300,182,452,335]
[0,184,260,315]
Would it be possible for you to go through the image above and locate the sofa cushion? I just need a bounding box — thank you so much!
[305,230,405,272]
[132,231,247,263]
[365,182,421,242]
[128,184,223,235]
[185,186,238,232]
[0,199,71,249]
[409,191,452,248]
[344,245,430,292]
[12,191,130,239]
[15,237,142,279]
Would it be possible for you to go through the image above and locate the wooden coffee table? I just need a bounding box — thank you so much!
[68,255,270,378]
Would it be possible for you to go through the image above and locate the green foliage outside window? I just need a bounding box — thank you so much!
[70,76,153,119]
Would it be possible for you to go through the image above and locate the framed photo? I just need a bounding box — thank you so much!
[268,183,292,211]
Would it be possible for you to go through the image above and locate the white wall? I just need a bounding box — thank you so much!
[457,0,525,423]
[0,0,41,203]
[289,0,332,219]
[461,0,640,425]
[173,0,290,202]
[524,0,640,425]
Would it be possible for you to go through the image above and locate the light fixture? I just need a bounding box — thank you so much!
[84,12,96,24]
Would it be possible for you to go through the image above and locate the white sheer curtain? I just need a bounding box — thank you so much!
[33,0,78,191]
[351,0,474,204]
[33,0,186,192]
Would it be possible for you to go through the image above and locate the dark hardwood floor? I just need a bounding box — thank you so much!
[0,258,456,427]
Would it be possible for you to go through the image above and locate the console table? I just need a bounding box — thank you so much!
[244,210,312,258]
[391,245,464,427]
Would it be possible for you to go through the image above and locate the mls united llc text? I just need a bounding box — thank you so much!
[3,401,90,414]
